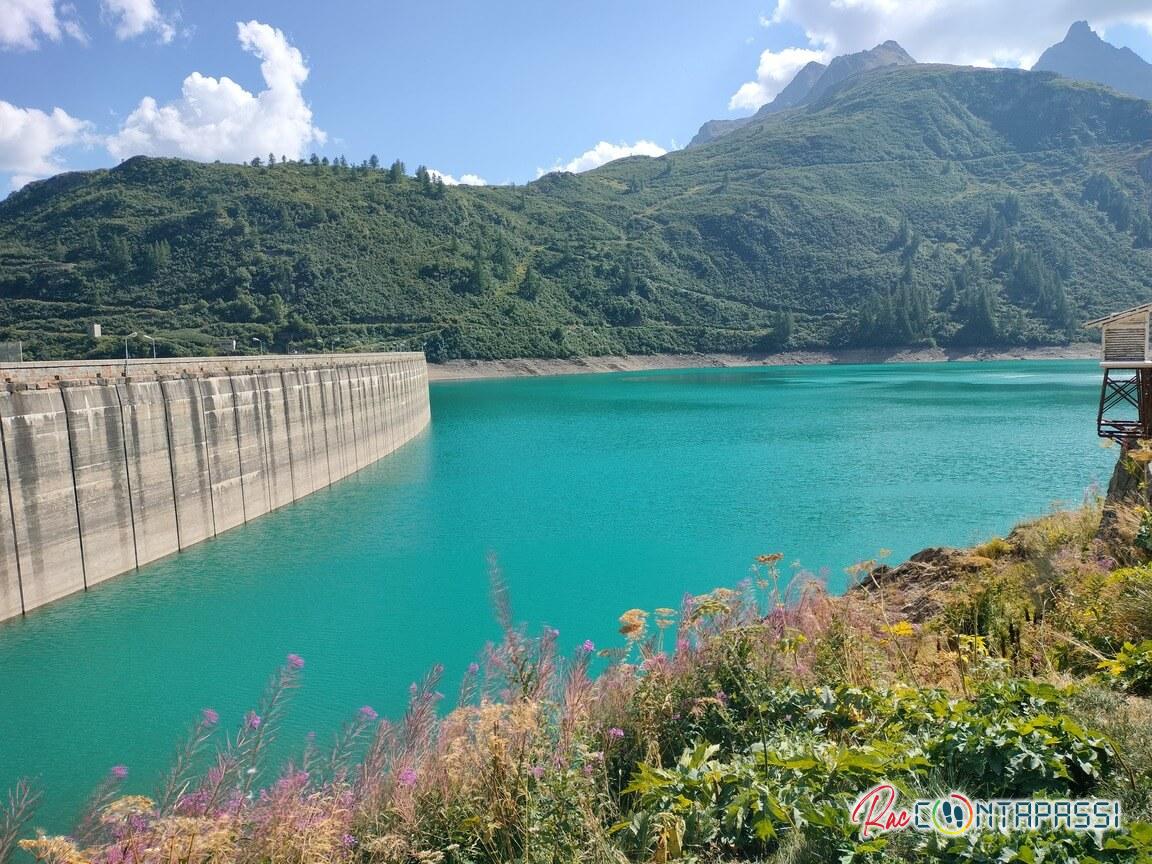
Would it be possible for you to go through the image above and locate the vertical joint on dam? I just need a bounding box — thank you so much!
[0,352,430,623]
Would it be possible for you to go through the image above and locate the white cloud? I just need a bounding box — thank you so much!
[0,0,84,49]
[729,46,829,111]
[761,0,1152,69]
[102,0,173,42]
[541,139,667,176]
[0,99,90,188]
[428,168,487,186]
[107,20,325,163]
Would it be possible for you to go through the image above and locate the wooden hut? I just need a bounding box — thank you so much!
[1086,304,1152,441]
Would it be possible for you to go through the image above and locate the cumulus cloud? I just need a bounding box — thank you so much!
[428,169,487,186]
[729,46,829,111]
[0,0,84,49]
[106,20,324,163]
[762,0,1152,69]
[102,0,173,42]
[541,139,667,176]
[0,99,90,188]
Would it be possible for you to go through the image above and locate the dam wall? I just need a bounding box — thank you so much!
[0,352,430,623]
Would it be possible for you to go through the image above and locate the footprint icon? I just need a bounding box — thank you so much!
[935,797,969,833]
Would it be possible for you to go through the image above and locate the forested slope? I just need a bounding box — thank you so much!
[2,65,1152,360]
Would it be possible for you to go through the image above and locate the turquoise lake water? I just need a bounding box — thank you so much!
[0,361,1115,829]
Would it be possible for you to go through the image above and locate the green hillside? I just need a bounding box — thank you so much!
[2,64,1152,361]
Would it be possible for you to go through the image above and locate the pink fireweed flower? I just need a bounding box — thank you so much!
[607,727,625,740]
[201,708,219,726]
[359,705,378,721]
[286,653,305,669]
[397,767,418,789]
[246,712,262,730]
[110,765,128,780]
[581,639,595,654]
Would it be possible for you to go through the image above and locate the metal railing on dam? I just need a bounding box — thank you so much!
[0,352,431,622]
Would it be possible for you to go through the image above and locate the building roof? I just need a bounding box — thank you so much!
[1083,303,1152,329]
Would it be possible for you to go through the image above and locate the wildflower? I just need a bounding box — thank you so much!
[468,662,480,674]
[714,690,729,707]
[286,653,305,669]
[545,627,559,639]
[885,620,915,638]
[619,608,648,639]
[246,712,262,730]
[341,834,357,848]
[530,765,545,780]
[359,705,378,721]
[757,553,785,565]
[201,707,219,726]
[607,727,625,740]
[111,765,128,780]
[581,639,595,654]
[397,767,418,789]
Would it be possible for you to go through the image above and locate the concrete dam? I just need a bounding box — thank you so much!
[0,352,430,623]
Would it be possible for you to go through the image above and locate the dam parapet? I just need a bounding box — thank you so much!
[0,352,430,623]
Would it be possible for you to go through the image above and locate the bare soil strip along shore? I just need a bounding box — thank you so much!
[426,344,1099,381]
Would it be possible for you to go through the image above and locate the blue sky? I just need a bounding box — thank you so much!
[2,0,1152,192]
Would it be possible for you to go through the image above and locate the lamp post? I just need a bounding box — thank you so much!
[143,334,157,359]
[252,336,264,356]
[123,332,137,375]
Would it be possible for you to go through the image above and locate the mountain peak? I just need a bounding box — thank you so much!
[1034,20,1152,100]
[1066,20,1094,39]
[688,40,916,149]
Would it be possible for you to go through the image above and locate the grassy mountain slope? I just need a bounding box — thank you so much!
[2,64,1152,361]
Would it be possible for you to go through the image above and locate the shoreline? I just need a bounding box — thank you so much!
[426,344,1099,381]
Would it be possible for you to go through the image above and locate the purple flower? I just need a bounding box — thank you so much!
[359,705,378,721]
[530,765,545,780]
[286,653,305,670]
[607,727,625,740]
[581,639,595,654]
[111,765,128,780]
[341,834,357,848]
[545,627,559,639]
[397,767,418,789]
[201,708,219,726]
[246,712,262,730]
[467,662,480,674]
[715,690,729,706]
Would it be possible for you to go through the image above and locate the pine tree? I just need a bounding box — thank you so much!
[107,236,132,273]
[467,248,490,294]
